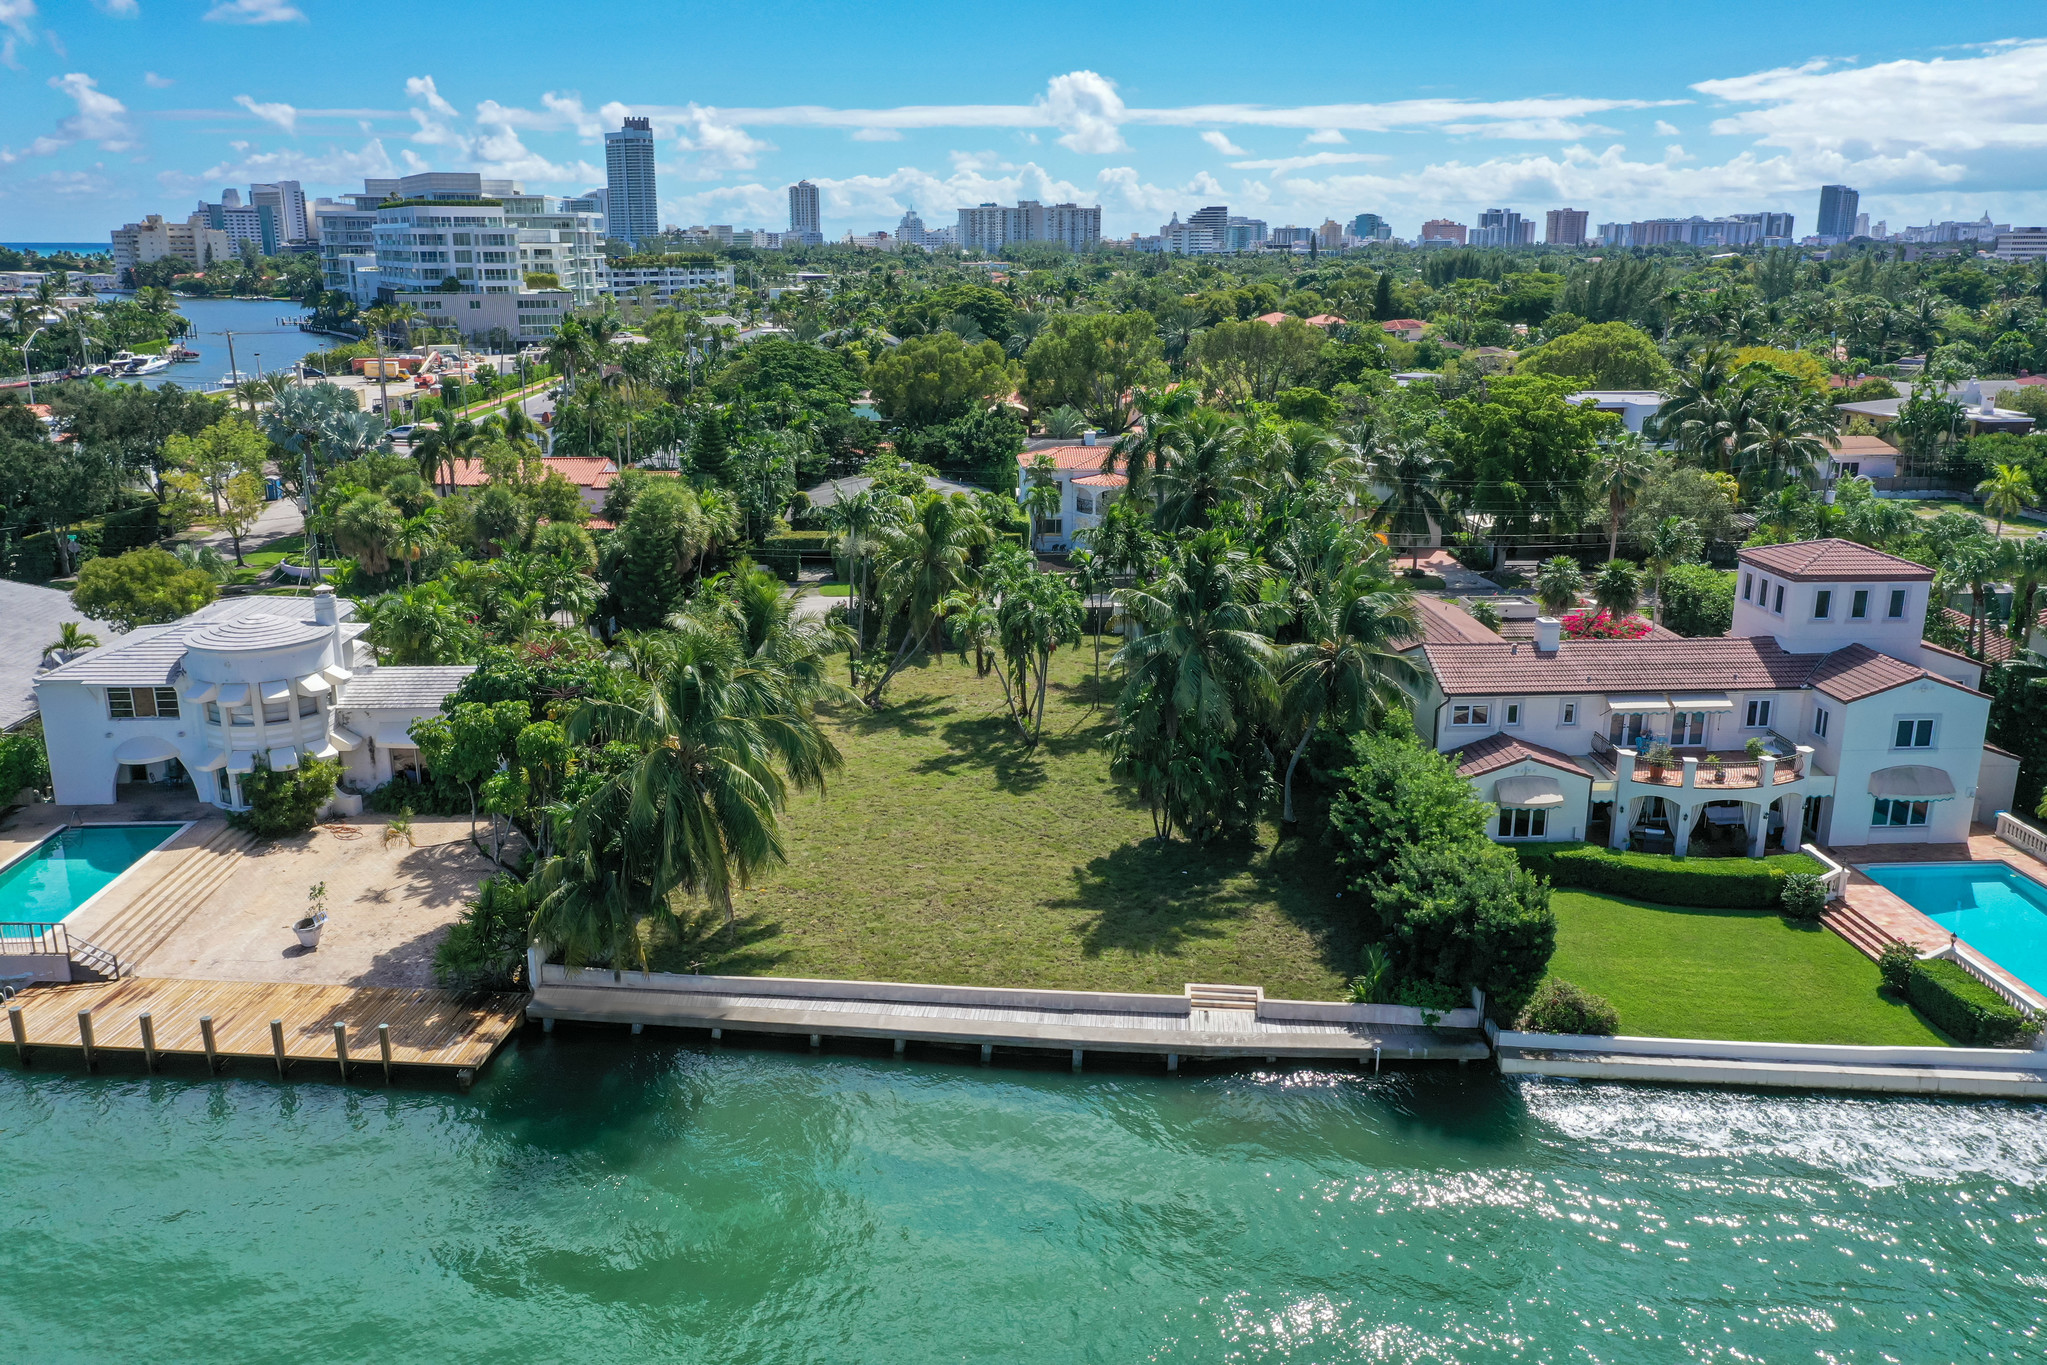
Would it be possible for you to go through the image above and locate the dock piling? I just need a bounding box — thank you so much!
[333,1021,350,1079]
[1166,1053,1178,1072]
[8,1004,26,1064]
[979,1044,992,1064]
[809,1034,821,1050]
[541,1015,554,1033]
[77,1010,96,1070]
[709,1027,722,1041]
[200,1015,219,1072]
[1071,1048,1083,1072]
[630,1022,643,1035]
[378,1023,392,1082]
[139,1011,158,1071]
[270,1019,287,1077]
[1373,1044,1381,1074]
[892,1038,905,1056]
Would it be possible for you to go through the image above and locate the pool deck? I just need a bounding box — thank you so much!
[1825,825,2047,1012]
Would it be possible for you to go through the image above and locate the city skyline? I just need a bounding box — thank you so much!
[1,3,2044,241]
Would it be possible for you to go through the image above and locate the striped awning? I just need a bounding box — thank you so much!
[1494,776,1566,808]
[1868,765,1956,801]
[1606,694,1671,712]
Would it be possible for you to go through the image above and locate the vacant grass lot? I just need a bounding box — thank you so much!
[1545,890,1948,1045]
[648,641,1360,999]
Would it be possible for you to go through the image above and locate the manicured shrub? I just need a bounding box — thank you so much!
[433,873,530,994]
[1907,958,2040,1047]
[0,721,50,800]
[1518,979,1620,1035]
[229,755,340,838]
[1512,842,1826,909]
[1779,872,1829,921]
[1329,719,1491,882]
[1877,941,1918,994]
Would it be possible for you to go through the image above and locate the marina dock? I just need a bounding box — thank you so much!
[5,977,526,1083]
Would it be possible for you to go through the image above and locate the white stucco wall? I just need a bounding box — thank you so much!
[1823,678,1990,845]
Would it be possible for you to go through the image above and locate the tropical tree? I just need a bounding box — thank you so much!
[1976,462,2037,537]
[1152,407,1255,532]
[1533,556,1586,617]
[2007,535,2047,642]
[364,581,480,664]
[1278,563,1418,823]
[1641,516,1704,624]
[1589,434,1655,560]
[993,559,1084,745]
[1590,559,1642,620]
[41,621,99,664]
[863,491,991,705]
[329,491,404,575]
[1364,433,1451,567]
[1940,534,2007,656]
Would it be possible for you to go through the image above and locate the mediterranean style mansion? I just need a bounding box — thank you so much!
[34,587,469,810]
[1407,539,2017,856]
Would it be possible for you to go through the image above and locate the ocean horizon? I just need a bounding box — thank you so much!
[4,243,112,256]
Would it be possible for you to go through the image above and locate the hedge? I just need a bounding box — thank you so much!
[1906,958,2037,1047]
[755,530,834,582]
[1512,841,1826,908]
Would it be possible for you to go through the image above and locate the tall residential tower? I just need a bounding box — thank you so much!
[604,117,659,245]
[1817,184,1860,240]
[788,181,823,245]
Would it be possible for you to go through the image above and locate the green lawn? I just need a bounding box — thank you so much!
[1908,498,2045,537]
[1545,890,1948,1045]
[645,643,1359,998]
[812,583,851,597]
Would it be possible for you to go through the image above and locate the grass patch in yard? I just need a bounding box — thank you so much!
[1908,498,2042,537]
[813,583,850,597]
[644,642,1358,999]
[1545,889,1948,1046]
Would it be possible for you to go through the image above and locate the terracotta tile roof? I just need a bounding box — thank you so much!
[1304,314,1347,327]
[1071,472,1127,488]
[1025,445,1112,472]
[1408,595,1500,647]
[445,455,620,489]
[1827,434,1899,457]
[1420,635,1982,702]
[1380,319,1425,330]
[1737,538,1931,582]
[1450,732,1591,780]
[1935,610,2010,664]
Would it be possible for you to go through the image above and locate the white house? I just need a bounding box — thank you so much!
[1409,539,2008,854]
[1017,440,1126,552]
[1568,390,1666,434]
[33,588,470,810]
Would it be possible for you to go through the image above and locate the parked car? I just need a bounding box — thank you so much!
[386,424,417,441]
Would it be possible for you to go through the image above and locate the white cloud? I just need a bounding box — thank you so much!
[1696,40,2047,154]
[1304,128,1346,144]
[163,137,398,192]
[1654,119,1680,136]
[233,93,297,134]
[1230,151,1390,175]
[852,127,903,141]
[0,0,35,67]
[94,0,138,13]
[1200,130,1247,156]
[404,74,458,119]
[1,71,134,164]
[1037,69,1127,152]
[1442,118,1615,139]
[204,0,304,23]
[143,70,173,88]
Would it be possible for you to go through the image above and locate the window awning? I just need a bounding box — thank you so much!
[1868,765,1956,800]
[321,665,354,686]
[259,680,293,704]
[296,673,332,695]
[372,726,420,749]
[225,750,257,774]
[179,679,218,705]
[267,746,299,771]
[194,751,228,772]
[1494,775,1567,808]
[327,725,364,752]
[215,683,250,707]
[310,741,340,761]
[1606,694,1671,712]
[1669,692,1735,712]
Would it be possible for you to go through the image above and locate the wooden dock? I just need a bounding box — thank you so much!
[4,978,527,1084]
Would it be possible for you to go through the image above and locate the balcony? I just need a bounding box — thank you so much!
[1626,749,1805,787]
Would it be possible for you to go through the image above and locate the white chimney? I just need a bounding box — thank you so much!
[312,584,338,626]
[1081,429,1097,447]
[1534,616,1561,653]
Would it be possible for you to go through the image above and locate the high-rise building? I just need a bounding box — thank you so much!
[897,207,927,247]
[1817,184,1860,240]
[1544,208,1589,246]
[1350,212,1390,241]
[1995,228,2047,262]
[604,118,659,245]
[1470,208,1533,247]
[110,213,232,279]
[788,181,823,245]
[197,192,280,256]
[250,180,309,243]
[1419,219,1467,245]
[565,188,608,236]
[1225,216,1268,251]
[956,200,1102,252]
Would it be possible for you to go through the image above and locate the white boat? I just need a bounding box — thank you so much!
[126,354,172,376]
[206,369,250,392]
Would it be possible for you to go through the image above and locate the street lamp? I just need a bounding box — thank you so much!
[21,323,53,404]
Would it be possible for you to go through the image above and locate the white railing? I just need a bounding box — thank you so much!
[1996,811,2047,865]
[1801,843,1851,899]
[1924,941,2047,1031]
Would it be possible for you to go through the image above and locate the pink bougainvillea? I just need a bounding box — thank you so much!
[1560,609,1652,640]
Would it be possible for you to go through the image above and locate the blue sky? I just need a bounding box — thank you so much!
[3,0,2045,243]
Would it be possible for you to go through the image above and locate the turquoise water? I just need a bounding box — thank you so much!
[3,1036,2045,1361]
[0,824,179,923]
[1863,861,2047,992]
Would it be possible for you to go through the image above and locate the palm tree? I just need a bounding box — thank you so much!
[1641,516,1704,624]
[364,581,479,664]
[360,303,410,422]
[1591,559,1641,620]
[42,621,100,664]
[393,513,437,585]
[863,492,991,705]
[824,488,904,654]
[565,620,839,936]
[1153,407,1254,532]
[1107,386,1197,500]
[1278,564,1418,822]
[1533,556,1586,617]
[2008,536,2047,642]
[1364,433,1451,568]
[1066,548,1112,690]
[1976,462,2036,538]
[1735,389,1839,492]
[413,418,482,495]
[1939,536,2005,657]
[1590,435,1655,561]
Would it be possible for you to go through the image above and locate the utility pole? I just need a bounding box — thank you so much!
[302,444,321,586]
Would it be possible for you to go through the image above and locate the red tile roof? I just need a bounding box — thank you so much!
[1827,434,1899,457]
[1071,472,1127,488]
[1419,635,1982,701]
[1450,732,1591,780]
[1025,445,1113,472]
[1737,538,1931,582]
[1408,595,1500,647]
[1935,610,2010,665]
[445,455,620,489]
[1381,319,1425,330]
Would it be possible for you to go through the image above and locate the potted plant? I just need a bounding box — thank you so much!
[1705,754,1724,783]
[1744,736,1767,763]
[1645,741,1677,780]
[293,880,328,949]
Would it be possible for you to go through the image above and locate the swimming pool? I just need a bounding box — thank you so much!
[0,824,183,924]
[1860,861,2047,993]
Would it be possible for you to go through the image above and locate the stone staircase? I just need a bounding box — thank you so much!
[1185,982,1262,1012]
[86,822,258,973]
[1820,901,1899,961]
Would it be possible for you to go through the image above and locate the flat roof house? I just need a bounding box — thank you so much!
[33,588,471,810]
[1407,540,2009,856]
